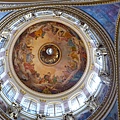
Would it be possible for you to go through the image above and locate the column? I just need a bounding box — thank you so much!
[63,100,70,113]
[16,90,26,104]
[1,74,9,83]
[39,101,46,114]
[83,87,90,98]
[0,51,5,57]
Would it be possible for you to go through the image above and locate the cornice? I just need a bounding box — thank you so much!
[0,0,119,11]
[115,10,120,119]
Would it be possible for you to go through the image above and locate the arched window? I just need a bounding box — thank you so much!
[55,103,63,116]
[21,98,37,114]
[70,93,86,111]
[88,73,101,93]
[0,60,4,75]
[2,82,16,102]
[77,94,86,106]
[46,103,63,116]
[47,104,54,116]
[71,97,79,111]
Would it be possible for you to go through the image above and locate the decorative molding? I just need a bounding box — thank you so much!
[7,72,12,78]
[89,64,94,70]
[5,50,8,56]
[79,83,85,89]
[0,0,119,11]
[40,99,46,102]
[61,97,68,101]
[115,11,120,119]
[20,89,26,95]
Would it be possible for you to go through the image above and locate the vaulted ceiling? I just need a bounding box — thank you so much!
[0,1,119,120]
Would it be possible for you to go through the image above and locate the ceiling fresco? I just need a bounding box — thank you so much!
[0,11,10,20]
[12,21,87,94]
[76,3,120,41]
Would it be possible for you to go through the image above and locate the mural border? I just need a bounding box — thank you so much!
[0,0,119,11]
[115,10,120,119]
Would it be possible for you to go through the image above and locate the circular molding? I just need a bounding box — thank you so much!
[39,42,61,66]
[8,17,89,98]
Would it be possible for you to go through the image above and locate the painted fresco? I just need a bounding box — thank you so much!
[76,3,120,41]
[0,12,11,20]
[97,84,109,104]
[12,21,87,94]
[75,110,92,120]
[104,101,118,120]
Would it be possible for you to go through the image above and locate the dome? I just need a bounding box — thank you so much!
[0,5,117,120]
[12,21,87,94]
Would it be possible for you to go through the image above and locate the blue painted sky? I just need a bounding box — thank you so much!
[104,101,118,120]
[75,3,120,42]
[0,12,11,20]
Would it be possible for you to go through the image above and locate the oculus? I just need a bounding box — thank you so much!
[39,43,61,65]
